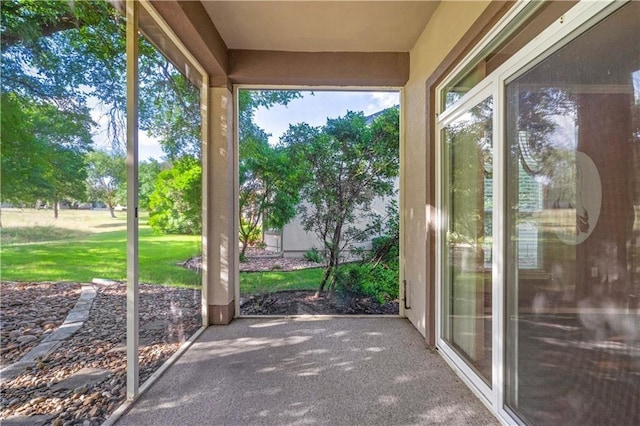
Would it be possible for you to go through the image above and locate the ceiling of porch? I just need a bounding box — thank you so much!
[148,0,442,86]
[201,1,440,52]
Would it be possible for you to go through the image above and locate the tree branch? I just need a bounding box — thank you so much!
[2,14,81,52]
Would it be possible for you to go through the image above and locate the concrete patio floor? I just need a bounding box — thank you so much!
[115,317,498,426]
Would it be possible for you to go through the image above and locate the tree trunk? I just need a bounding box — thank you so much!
[317,222,344,297]
[316,262,334,297]
[240,239,248,257]
[327,249,340,296]
[109,206,116,218]
[317,244,341,297]
[53,199,59,219]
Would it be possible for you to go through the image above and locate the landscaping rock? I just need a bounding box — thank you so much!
[16,335,38,344]
[0,283,81,366]
[0,281,202,425]
[2,414,55,426]
[50,368,110,392]
[182,247,323,273]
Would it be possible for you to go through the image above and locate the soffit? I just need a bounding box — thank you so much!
[201,1,440,52]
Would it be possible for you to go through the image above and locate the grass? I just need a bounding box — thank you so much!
[1,209,201,288]
[240,268,323,294]
[1,226,91,245]
[1,207,127,233]
[0,208,325,292]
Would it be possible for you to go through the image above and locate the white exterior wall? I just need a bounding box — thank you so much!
[276,190,397,258]
[403,1,491,337]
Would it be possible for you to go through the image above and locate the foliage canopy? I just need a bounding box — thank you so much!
[283,106,400,294]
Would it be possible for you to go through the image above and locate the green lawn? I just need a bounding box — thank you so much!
[240,268,323,294]
[0,209,323,292]
[1,226,92,245]
[1,224,201,288]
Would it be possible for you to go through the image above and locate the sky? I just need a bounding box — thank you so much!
[89,98,166,161]
[91,90,400,160]
[253,90,400,145]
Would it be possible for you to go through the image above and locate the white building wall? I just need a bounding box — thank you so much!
[404,1,491,337]
[279,190,396,258]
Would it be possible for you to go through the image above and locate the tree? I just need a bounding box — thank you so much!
[1,0,126,145]
[283,107,400,295]
[238,137,304,256]
[31,102,93,218]
[0,93,50,208]
[138,160,164,211]
[2,0,202,155]
[237,90,303,250]
[2,3,306,237]
[0,92,93,219]
[139,60,201,160]
[1,0,209,231]
[148,157,201,235]
[85,151,126,217]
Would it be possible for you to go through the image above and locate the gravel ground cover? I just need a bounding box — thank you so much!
[0,248,395,423]
[1,282,82,367]
[0,282,201,425]
[181,247,323,273]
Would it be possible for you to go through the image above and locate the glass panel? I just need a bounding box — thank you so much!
[137,26,203,387]
[441,2,574,111]
[442,65,486,109]
[442,97,493,384]
[505,3,640,425]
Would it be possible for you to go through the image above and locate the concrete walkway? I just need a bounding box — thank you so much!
[116,317,497,426]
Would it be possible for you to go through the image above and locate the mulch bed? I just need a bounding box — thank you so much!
[240,290,399,316]
[182,247,399,316]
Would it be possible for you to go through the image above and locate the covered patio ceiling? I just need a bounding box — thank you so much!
[203,1,440,52]
[148,0,441,86]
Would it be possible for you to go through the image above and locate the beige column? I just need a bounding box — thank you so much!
[204,86,237,325]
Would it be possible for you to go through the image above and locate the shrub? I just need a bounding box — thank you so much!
[148,157,201,235]
[303,247,324,263]
[333,262,399,304]
[371,235,399,263]
[332,263,367,295]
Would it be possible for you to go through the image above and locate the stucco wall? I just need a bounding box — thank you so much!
[403,1,491,337]
[276,191,397,258]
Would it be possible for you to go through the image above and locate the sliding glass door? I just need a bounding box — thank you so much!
[442,96,494,385]
[505,3,640,424]
[437,1,639,424]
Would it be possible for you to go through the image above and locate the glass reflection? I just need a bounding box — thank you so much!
[443,97,493,384]
[505,3,640,424]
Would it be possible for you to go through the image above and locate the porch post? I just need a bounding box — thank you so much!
[206,85,237,324]
[125,0,139,400]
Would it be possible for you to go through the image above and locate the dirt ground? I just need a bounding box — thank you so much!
[240,290,399,315]
[182,247,400,315]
